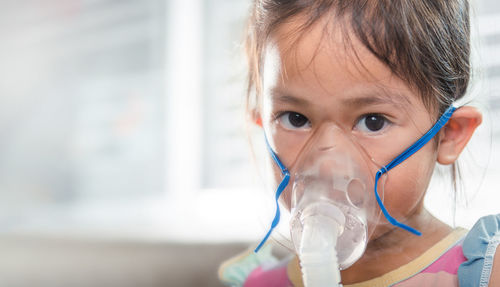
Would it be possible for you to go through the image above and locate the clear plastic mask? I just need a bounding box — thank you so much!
[255,104,457,270]
[288,124,384,269]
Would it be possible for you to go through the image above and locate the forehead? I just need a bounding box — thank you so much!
[263,16,419,108]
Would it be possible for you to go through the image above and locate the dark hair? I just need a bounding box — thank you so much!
[245,0,470,116]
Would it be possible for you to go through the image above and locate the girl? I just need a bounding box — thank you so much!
[219,0,499,286]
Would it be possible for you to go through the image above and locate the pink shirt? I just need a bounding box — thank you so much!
[220,229,468,287]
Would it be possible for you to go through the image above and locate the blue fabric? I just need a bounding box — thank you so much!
[458,214,500,287]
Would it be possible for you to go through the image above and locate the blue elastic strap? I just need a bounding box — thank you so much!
[254,136,290,253]
[373,105,457,236]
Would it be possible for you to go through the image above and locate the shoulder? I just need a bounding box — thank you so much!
[218,244,293,287]
[489,246,500,286]
[458,214,500,287]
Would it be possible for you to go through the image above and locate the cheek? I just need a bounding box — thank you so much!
[267,152,293,211]
[381,143,438,219]
[269,131,303,166]
[263,129,310,212]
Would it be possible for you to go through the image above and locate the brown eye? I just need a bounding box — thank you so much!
[355,114,389,133]
[364,115,385,131]
[278,112,311,130]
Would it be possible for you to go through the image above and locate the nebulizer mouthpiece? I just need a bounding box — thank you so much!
[290,145,372,287]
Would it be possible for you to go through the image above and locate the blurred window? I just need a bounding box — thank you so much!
[0,0,499,241]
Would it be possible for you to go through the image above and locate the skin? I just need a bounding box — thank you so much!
[490,248,500,286]
[253,16,484,284]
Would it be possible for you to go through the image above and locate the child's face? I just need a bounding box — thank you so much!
[259,17,440,239]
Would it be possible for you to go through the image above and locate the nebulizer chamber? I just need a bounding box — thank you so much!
[289,135,374,287]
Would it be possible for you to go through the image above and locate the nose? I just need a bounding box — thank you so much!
[316,125,346,151]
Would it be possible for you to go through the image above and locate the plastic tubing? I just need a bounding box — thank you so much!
[297,203,343,287]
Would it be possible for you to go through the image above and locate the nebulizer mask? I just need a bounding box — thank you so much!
[254,105,457,287]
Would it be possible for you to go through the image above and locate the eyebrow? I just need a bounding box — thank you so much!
[272,92,311,107]
[272,88,411,109]
[342,93,411,109]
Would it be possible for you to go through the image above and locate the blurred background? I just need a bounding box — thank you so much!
[0,0,499,286]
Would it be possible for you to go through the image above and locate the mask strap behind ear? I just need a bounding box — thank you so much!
[254,136,290,253]
[373,105,457,236]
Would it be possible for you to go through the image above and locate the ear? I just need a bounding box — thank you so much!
[249,108,263,127]
[437,106,482,165]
